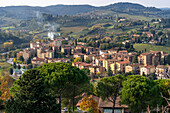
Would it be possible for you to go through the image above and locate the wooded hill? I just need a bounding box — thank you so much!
[0,2,170,19]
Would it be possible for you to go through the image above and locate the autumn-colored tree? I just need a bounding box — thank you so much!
[0,74,14,104]
[80,95,99,113]
[74,57,82,62]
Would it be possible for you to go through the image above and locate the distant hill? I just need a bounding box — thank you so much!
[0,2,169,19]
[160,8,170,10]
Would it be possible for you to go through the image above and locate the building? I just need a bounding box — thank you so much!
[140,65,155,75]
[125,64,140,73]
[37,48,54,59]
[138,53,153,66]
[155,65,170,79]
[110,61,130,74]
[23,48,35,61]
[31,57,47,66]
[76,94,129,113]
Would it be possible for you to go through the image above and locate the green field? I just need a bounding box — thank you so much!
[134,44,170,54]
[1,26,15,30]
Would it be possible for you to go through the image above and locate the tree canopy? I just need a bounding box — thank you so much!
[121,75,157,113]
[38,62,90,111]
[6,69,60,113]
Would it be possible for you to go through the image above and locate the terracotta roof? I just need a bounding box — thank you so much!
[141,65,155,69]
[140,53,151,56]
[32,58,44,61]
[119,50,128,53]
[117,60,130,64]
[156,65,167,69]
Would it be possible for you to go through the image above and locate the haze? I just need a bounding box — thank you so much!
[0,0,170,8]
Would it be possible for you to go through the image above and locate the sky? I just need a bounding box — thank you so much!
[0,0,170,8]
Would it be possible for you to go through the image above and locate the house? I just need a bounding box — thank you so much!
[140,65,155,75]
[37,48,54,59]
[110,60,130,74]
[30,42,42,49]
[84,54,95,62]
[31,57,47,66]
[103,59,117,70]
[73,53,85,60]
[76,94,129,113]
[23,48,35,61]
[125,64,140,73]
[138,53,153,66]
[77,42,87,45]
[72,62,92,70]
[86,47,95,54]
[119,50,128,54]
[47,58,70,63]
[95,58,104,67]
[61,45,71,54]
[155,65,170,79]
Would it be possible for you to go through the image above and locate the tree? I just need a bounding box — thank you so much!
[132,55,138,64]
[0,74,14,104]
[121,75,157,113]
[0,82,3,105]
[9,68,13,75]
[155,79,170,108]
[19,56,24,62]
[26,57,31,65]
[107,66,113,76]
[74,57,82,62]
[38,63,89,112]
[13,62,16,69]
[17,64,21,69]
[80,95,99,113]
[6,69,60,113]
[97,75,125,113]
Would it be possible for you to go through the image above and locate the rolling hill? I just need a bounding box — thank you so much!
[0,2,170,19]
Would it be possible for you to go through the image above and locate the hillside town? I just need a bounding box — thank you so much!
[12,37,169,79]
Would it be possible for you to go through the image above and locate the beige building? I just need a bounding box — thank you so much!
[156,65,169,79]
[138,53,153,66]
[32,57,47,66]
[110,60,130,74]
[37,48,54,59]
[140,65,155,75]
[125,64,140,73]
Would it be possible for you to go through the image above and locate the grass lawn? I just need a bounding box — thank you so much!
[0,59,12,71]
[134,44,170,54]
[61,26,88,33]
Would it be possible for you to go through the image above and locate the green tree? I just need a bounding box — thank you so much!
[13,62,17,69]
[19,56,24,62]
[132,55,138,64]
[155,79,170,108]
[121,75,157,113]
[107,66,113,76]
[26,57,31,65]
[9,68,13,75]
[6,69,60,113]
[97,75,125,113]
[17,64,21,69]
[38,63,89,112]
[0,82,3,105]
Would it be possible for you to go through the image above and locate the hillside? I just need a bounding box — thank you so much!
[0,2,170,19]
[134,44,170,54]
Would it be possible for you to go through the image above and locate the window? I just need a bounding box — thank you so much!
[104,108,122,113]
